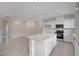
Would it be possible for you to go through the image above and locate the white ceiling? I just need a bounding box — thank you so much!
[0,2,76,20]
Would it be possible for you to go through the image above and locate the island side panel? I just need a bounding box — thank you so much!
[44,35,57,56]
[34,40,44,56]
[29,39,35,56]
[29,39,44,56]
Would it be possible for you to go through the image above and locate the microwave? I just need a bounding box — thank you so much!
[56,24,63,28]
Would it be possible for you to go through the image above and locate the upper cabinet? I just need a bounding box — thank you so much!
[56,17,64,24]
[56,15,75,28]
[64,18,75,28]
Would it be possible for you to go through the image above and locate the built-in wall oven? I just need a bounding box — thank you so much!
[55,24,64,39]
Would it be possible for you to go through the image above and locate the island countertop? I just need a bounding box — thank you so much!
[26,33,56,40]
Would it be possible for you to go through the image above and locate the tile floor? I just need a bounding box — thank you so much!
[50,40,74,56]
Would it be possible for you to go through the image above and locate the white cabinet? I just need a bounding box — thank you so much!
[56,17,64,24]
[74,36,79,56]
[74,3,79,56]
[64,19,75,42]
[44,35,57,56]
[64,19,75,28]
[29,34,57,56]
[64,29,74,42]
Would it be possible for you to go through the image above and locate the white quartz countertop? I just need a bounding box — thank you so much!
[26,33,56,40]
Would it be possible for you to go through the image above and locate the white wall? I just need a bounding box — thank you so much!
[43,20,56,33]
[9,20,27,38]
[44,20,56,28]
[8,20,43,38]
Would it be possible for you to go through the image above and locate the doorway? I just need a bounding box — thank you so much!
[2,20,9,43]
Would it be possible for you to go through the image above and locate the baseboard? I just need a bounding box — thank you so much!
[58,39,72,44]
[11,34,26,39]
[63,41,72,44]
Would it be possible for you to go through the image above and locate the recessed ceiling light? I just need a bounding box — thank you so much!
[36,6,40,10]
[75,7,79,10]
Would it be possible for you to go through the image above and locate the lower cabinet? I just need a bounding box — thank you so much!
[64,29,74,43]
[72,36,79,56]
[74,37,79,56]
[64,33,73,43]
[44,36,57,56]
[29,35,57,56]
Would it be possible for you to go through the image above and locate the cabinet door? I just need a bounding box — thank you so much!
[74,38,79,56]
[44,37,53,56]
[64,19,74,28]
[64,29,73,42]
[44,35,57,56]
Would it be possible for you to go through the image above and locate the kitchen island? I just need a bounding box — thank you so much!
[27,33,57,56]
